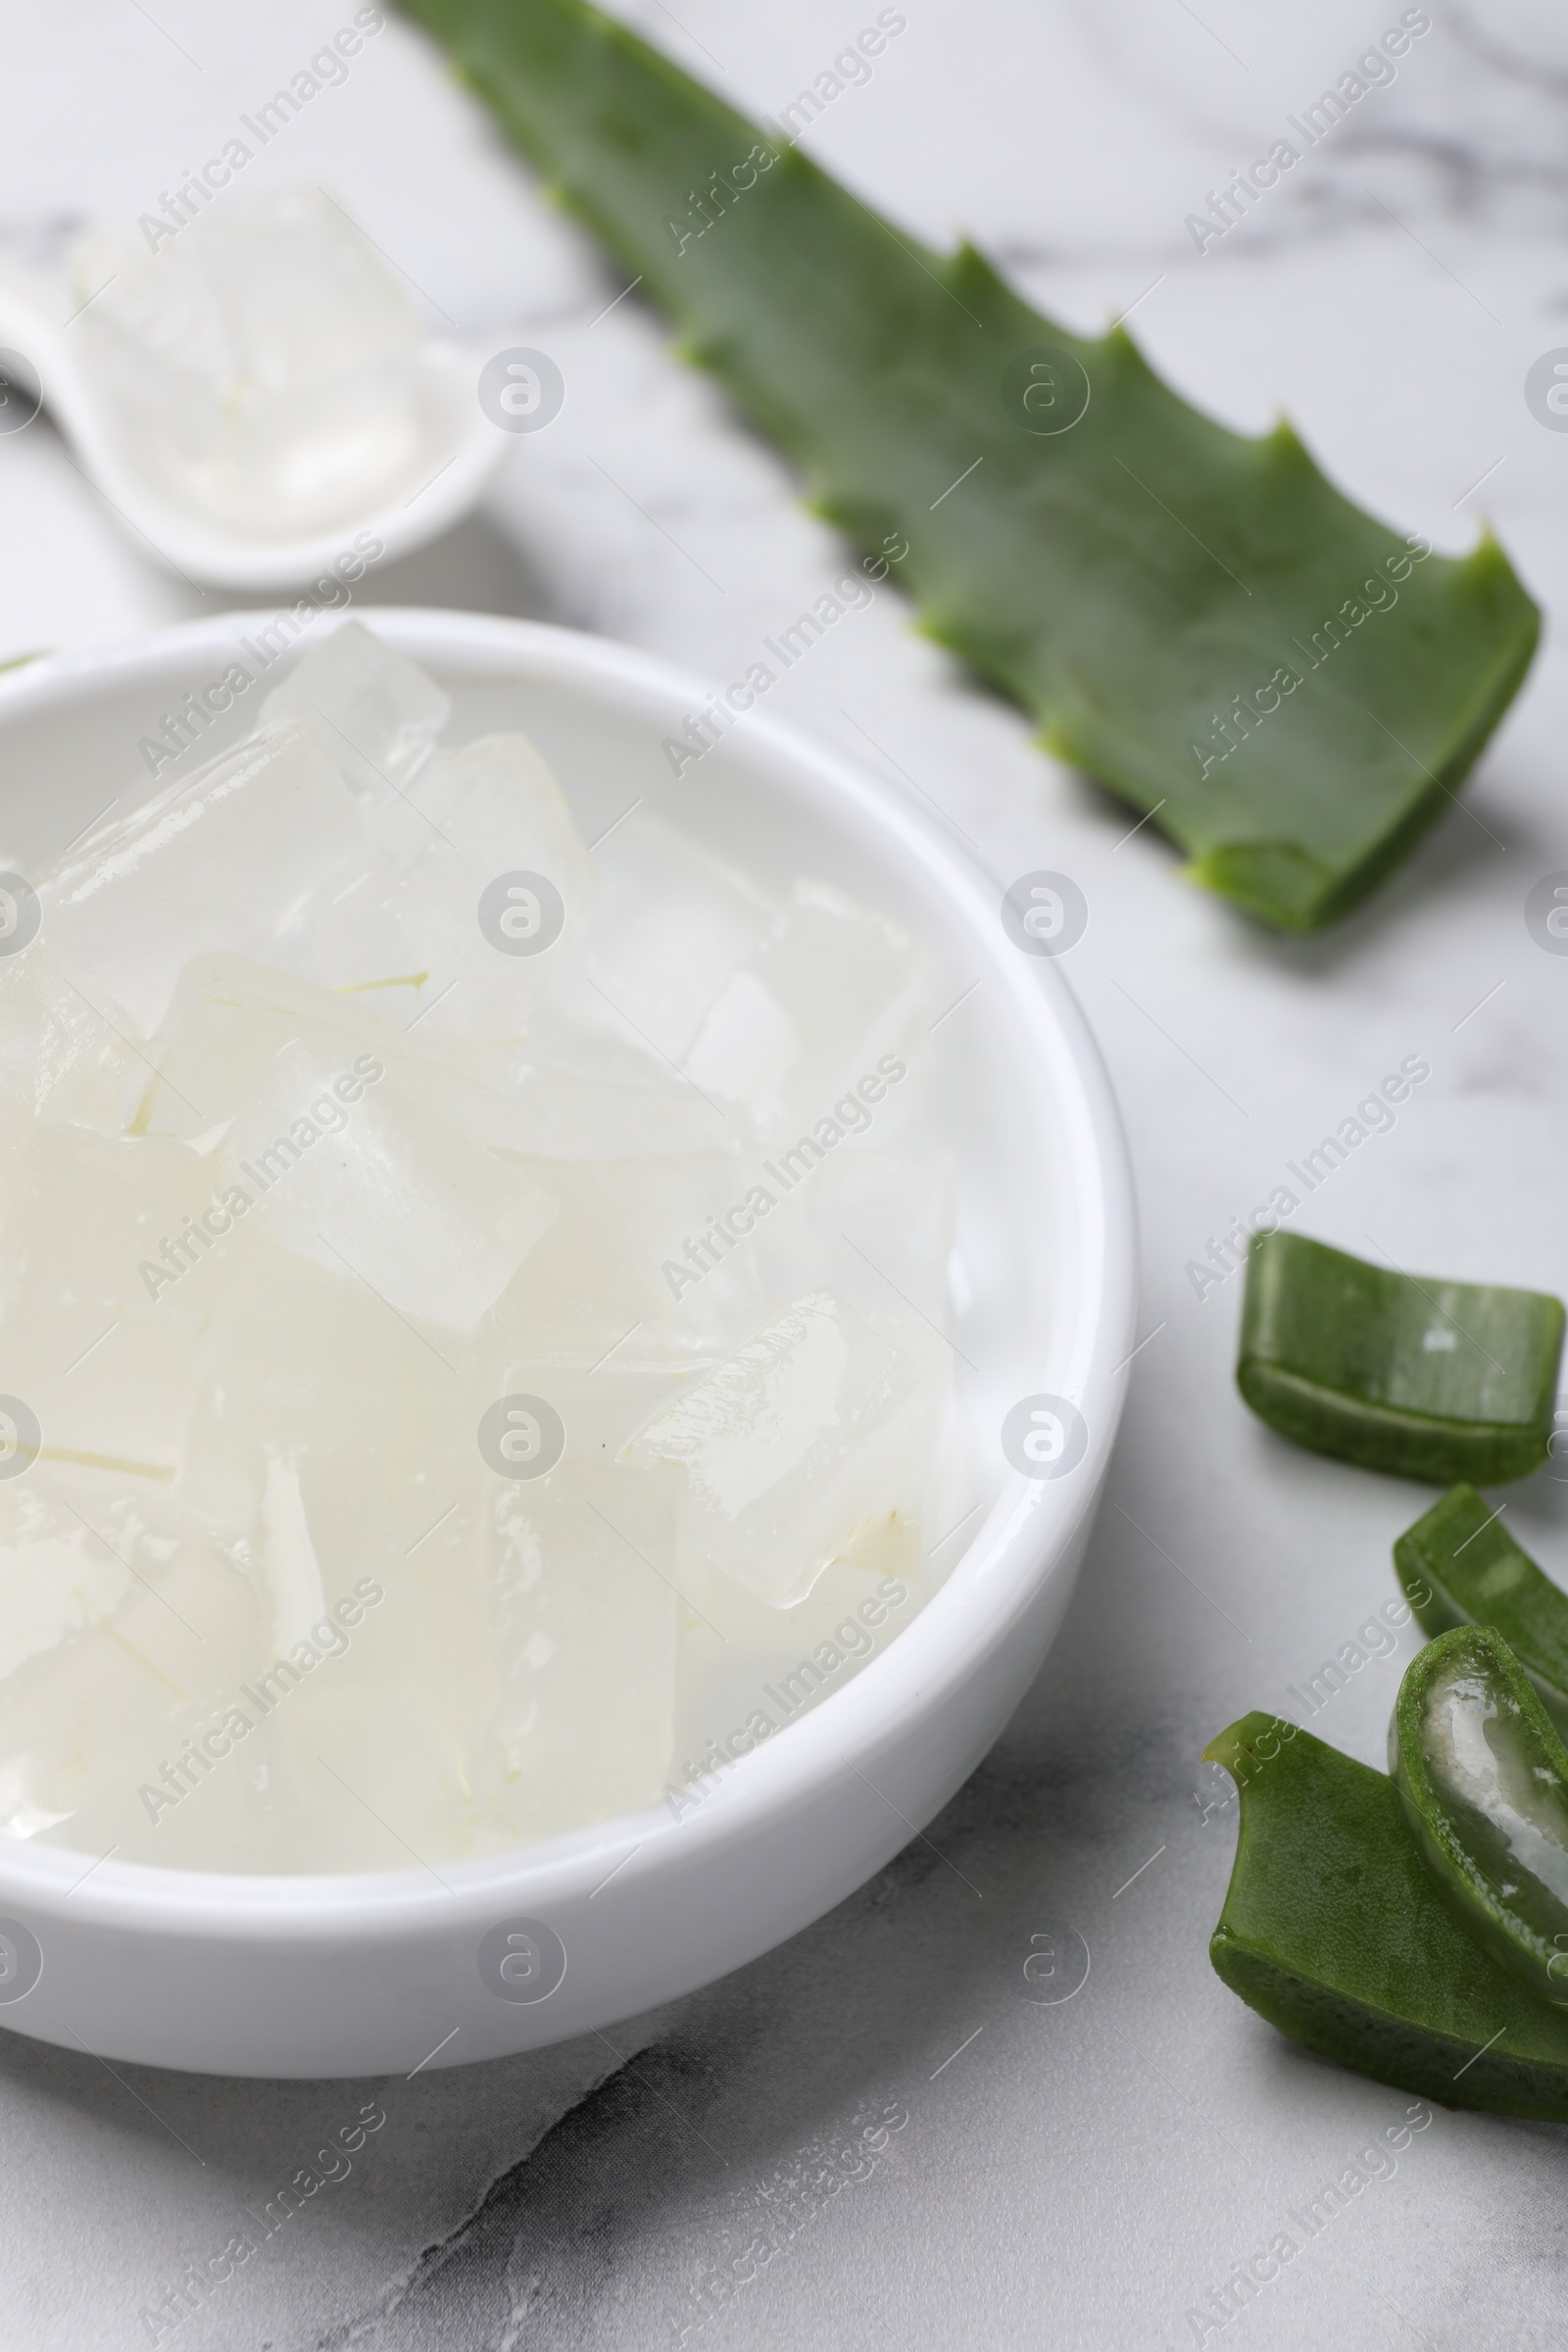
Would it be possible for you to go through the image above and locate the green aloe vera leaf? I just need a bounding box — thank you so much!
[1205,1712,1568,2120]
[1237,1232,1565,1483]
[1392,1625,1568,2009]
[398,0,1541,935]
[1395,1484,1568,1735]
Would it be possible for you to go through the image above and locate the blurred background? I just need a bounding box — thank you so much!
[3,4,1568,2346]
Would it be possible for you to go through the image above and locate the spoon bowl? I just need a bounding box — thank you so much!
[0,253,507,591]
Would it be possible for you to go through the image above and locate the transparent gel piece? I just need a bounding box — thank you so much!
[0,1125,222,1478]
[471,1478,677,1838]
[562,817,777,1072]
[467,1366,681,1840]
[171,1225,500,1868]
[39,719,373,1034]
[302,730,598,1036]
[0,937,148,1139]
[137,956,371,1143]
[262,620,451,800]
[480,1004,733,1159]
[491,1153,765,1368]
[1394,1623,1568,2006]
[560,826,926,1140]
[0,1472,140,1689]
[749,1150,956,1331]
[624,1289,949,1608]
[669,1541,923,1781]
[220,1034,557,1330]
[136,955,503,1149]
[689,880,926,1135]
[0,1462,274,1861]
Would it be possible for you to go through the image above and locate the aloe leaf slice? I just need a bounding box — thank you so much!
[1206,1712,1568,2119]
[1396,1484,1568,1734]
[398,0,1541,934]
[1237,1233,1564,1482]
[1392,1625,1568,2008]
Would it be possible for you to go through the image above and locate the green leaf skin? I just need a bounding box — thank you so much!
[1392,1626,1568,2009]
[1396,1484,1568,1735]
[1237,1233,1564,1482]
[398,0,1541,934]
[1206,1712,1568,2120]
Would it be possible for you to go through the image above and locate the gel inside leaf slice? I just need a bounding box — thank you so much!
[1206,1713,1568,2119]
[1392,1626,1568,2008]
[397,0,1540,935]
[1238,1233,1564,1482]
[1396,1484,1568,1733]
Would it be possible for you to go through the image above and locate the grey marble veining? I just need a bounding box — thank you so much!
[3,2,1568,2345]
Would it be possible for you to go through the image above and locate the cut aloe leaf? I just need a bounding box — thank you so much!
[1206,1712,1568,2119]
[397,0,1541,935]
[1238,1233,1564,1482]
[1396,1484,1568,1734]
[1392,1625,1568,2009]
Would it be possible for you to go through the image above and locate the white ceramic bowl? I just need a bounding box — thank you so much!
[0,610,1135,2078]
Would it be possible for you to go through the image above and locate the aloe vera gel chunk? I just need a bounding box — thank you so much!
[1237,1233,1564,1482]
[0,624,956,1873]
[1393,1626,1568,2007]
[1395,1485,1568,1733]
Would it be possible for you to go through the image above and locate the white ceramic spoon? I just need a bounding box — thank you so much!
[0,250,508,591]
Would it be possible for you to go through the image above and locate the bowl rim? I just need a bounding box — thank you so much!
[0,606,1138,1937]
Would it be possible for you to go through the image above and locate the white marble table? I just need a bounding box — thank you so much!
[4,2,1568,2344]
